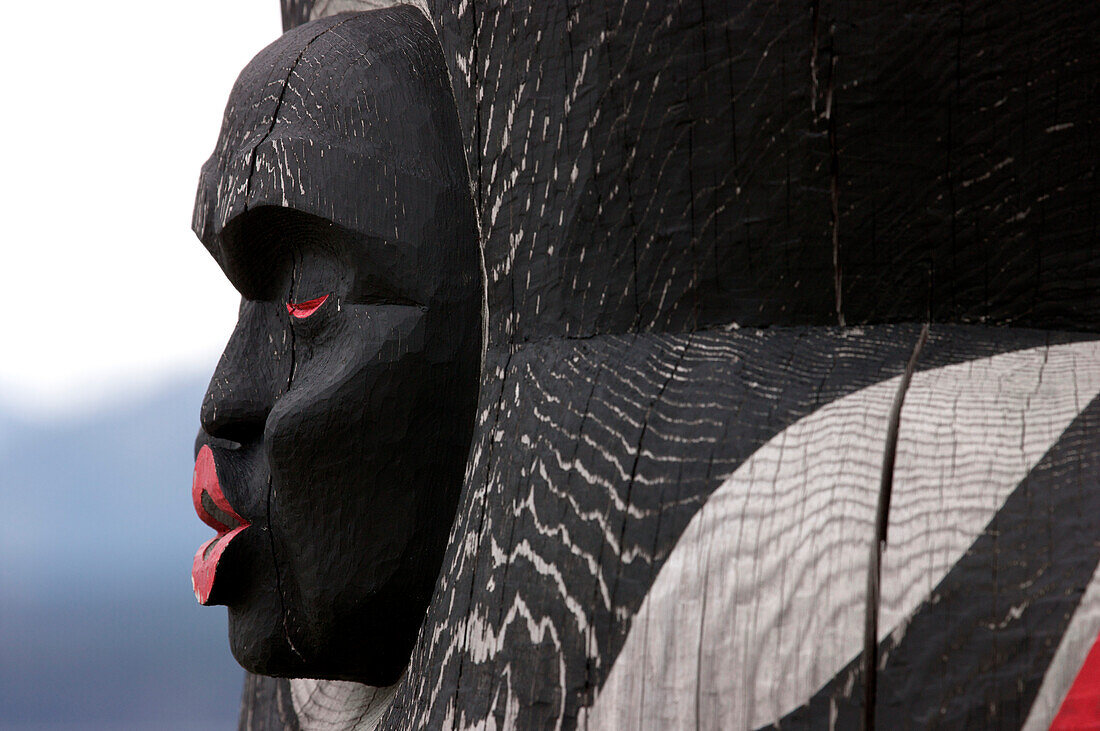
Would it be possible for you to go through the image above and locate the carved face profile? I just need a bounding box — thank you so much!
[189,8,481,685]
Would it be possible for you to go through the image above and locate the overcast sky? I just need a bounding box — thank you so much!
[0,1,282,418]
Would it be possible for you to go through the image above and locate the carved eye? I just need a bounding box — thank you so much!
[286,294,329,319]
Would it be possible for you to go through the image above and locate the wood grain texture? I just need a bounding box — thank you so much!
[281,0,1098,335]
[582,339,1100,729]
[780,392,1100,728]
[239,674,300,731]
[376,326,1100,729]
[290,678,399,730]
[419,0,1099,339]
[242,1,1100,728]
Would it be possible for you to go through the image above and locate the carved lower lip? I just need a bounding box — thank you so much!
[191,445,251,605]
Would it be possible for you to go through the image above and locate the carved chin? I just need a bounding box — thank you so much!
[225,570,421,686]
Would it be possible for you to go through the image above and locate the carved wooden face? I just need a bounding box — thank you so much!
[188,9,481,685]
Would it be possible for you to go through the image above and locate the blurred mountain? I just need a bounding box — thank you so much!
[0,376,242,729]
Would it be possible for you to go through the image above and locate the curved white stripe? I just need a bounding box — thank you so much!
[581,341,1100,730]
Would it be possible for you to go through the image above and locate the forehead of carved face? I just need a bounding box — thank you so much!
[189,8,481,685]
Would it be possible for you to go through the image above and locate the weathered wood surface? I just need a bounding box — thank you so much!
[245,327,1100,729]
[279,0,1100,336]
[240,673,299,730]
[585,336,1100,728]
[378,326,1100,729]
[291,679,399,730]
[232,0,1100,728]
[434,0,1098,338]
[240,674,397,731]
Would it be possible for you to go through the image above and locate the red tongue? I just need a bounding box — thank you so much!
[191,446,250,605]
[192,526,247,604]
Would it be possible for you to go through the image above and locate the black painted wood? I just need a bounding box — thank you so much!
[239,674,300,731]
[194,3,481,690]
[281,1,1098,336]
[423,0,1098,340]
[378,326,1100,729]
[231,1,1100,728]
[779,394,1100,728]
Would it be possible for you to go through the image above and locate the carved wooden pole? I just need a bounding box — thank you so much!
[186,1,1100,728]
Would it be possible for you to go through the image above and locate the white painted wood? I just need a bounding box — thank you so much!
[291,677,399,730]
[580,341,1100,730]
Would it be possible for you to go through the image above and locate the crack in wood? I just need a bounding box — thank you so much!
[861,322,929,730]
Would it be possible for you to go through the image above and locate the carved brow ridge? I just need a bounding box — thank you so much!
[220,205,428,308]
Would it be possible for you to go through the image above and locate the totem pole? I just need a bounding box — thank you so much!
[189,1,1100,728]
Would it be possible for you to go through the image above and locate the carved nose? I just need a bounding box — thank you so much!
[199,299,289,445]
[200,380,270,445]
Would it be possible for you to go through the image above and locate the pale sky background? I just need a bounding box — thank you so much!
[1,1,282,419]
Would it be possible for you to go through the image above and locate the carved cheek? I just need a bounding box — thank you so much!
[267,308,426,460]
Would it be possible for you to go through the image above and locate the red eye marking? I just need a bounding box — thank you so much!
[287,294,329,319]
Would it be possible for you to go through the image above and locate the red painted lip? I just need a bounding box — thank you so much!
[191,445,250,605]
